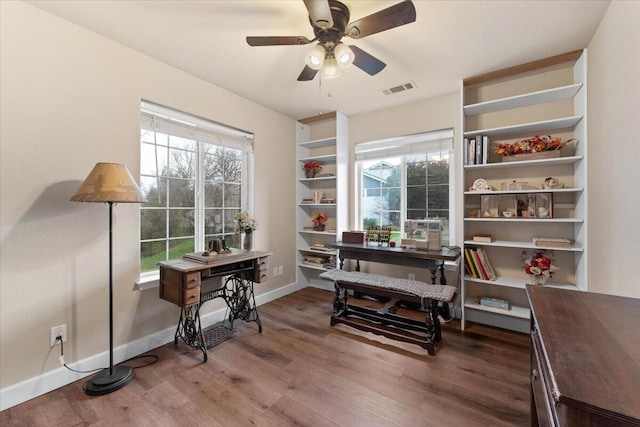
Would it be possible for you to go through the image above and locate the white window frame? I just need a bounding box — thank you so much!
[354,129,455,245]
[138,101,254,283]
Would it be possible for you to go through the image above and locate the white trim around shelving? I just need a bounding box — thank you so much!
[464,155,582,169]
[298,154,336,164]
[464,275,579,291]
[464,296,530,320]
[298,137,336,149]
[464,187,583,195]
[464,217,583,223]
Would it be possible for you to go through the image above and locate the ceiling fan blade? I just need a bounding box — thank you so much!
[345,1,416,39]
[246,36,311,46]
[350,45,386,76]
[297,65,319,81]
[303,0,334,30]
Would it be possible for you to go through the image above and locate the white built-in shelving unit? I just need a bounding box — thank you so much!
[461,50,588,333]
[296,112,349,289]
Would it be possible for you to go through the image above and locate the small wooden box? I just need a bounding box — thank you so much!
[342,231,364,243]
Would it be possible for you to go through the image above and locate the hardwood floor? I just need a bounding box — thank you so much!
[1,287,531,426]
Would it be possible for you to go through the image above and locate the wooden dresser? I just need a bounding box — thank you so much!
[526,285,640,426]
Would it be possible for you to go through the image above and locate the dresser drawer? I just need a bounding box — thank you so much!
[159,267,201,307]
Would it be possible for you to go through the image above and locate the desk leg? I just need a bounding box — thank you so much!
[224,275,262,333]
[174,304,208,362]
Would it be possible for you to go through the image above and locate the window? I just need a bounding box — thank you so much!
[355,129,454,246]
[139,101,254,275]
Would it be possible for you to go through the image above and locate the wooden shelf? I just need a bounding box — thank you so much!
[464,275,580,291]
[464,83,582,116]
[464,187,583,195]
[298,154,337,164]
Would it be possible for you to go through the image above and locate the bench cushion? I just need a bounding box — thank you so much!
[319,269,456,303]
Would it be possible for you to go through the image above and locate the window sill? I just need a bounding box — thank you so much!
[136,274,159,291]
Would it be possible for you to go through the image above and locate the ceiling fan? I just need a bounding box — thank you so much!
[246,0,416,81]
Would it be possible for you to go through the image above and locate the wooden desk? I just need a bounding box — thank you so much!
[329,241,461,285]
[527,285,640,426]
[158,250,270,362]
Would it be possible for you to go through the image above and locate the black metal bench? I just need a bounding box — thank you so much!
[319,269,457,355]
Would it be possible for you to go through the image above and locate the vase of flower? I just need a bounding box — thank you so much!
[523,250,558,285]
[529,274,548,285]
[234,211,257,251]
[311,212,328,232]
[302,161,322,179]
[243,232,253,251]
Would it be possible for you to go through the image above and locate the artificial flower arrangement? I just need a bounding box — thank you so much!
[494,134,575,156]
[302,161,323,172]
[234,211,257,235]
[311,212,328,229]
[522,249,559,285]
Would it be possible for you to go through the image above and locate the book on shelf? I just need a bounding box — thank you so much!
[533,237,572,248]
[477,248,496,280]
[465,135,490,165]
[472,234,493,243]
[301,198,315,204]
[470,248,490,280]
[310,244,335,253]
[477,296,510,310]
[464,248,480,278]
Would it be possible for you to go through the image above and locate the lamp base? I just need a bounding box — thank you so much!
[83,365,135,396]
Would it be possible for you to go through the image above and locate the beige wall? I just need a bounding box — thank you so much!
[587,0,640,298]
[0,1,296,391]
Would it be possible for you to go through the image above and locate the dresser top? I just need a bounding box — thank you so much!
[526,285,640,423]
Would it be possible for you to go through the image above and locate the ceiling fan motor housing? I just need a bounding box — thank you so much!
[311,0,351,51]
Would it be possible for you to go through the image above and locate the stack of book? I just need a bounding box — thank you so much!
[464,246,496,280]
[302,254,336,269]
[464,135,489,165]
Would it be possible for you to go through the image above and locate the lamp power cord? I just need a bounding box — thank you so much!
[56,336,159,374]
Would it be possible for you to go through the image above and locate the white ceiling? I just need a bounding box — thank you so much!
[26,0,610,121]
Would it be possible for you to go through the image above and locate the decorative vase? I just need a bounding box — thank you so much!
[313,224,325,231]
[529,275,548,285]
[305,168,316,178]
[243,232,253,251]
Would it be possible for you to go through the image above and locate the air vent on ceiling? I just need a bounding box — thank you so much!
[381,81,417,95]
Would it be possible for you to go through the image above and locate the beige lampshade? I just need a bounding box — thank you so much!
[70,162,146,203]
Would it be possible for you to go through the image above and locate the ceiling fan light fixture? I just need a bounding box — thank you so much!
[322,57,340,79]
[334,43,354,69]
[305,44,326,70]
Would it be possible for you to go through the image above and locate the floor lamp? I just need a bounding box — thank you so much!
[70,162,146,395]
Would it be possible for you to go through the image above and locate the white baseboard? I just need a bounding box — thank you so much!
[0,280,304,411]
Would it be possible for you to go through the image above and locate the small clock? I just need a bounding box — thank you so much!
[470,178,492,191]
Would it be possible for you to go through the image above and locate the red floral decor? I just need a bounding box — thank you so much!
[522,250,559,285]
[495,135,575,156]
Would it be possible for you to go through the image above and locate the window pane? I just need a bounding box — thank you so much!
[224,150,242,182]
[204,182,223,207]
[427,185,449,210]
[169,237,194,259]
[407,209,427,220]
[168,148,195,178]
[204,208,224,234]
[388,212,401,228]
[428,161,449,184]
[406,161,426,186]
[140,241,167,273]
[141,209,166,240]
[168,178,195,207]
[204,145,224,180]
[407,186,426,209]
[363,212,380,228]
[169,209,194,238]
[386,188,401,210]
[224,183,241,207]
[168,135,196,151]
[225,208,240,233]
[141,129,168,146]
[140,176,167,208]
[141,143,168,176]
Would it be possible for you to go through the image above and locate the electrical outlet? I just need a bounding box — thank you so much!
[50,324,67,347]
[273,267,278,277]
[408,273,416,280]
[278,265,283,275]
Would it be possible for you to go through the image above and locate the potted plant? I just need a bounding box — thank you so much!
[302,161,322,178]
[311,212,328,231]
